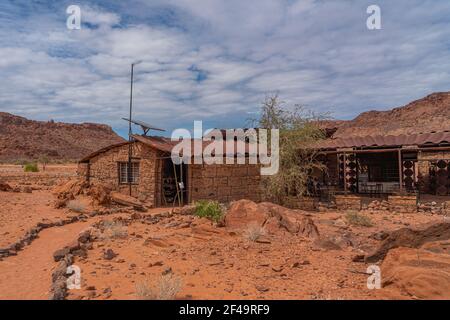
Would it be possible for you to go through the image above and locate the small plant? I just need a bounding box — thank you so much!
[102,220,128,239]
[345,211,373,227]
[135,274,182,300]
[66,199,85,213]
[194,200,224,223]
[244,222,267,241]
[24,163,39,172]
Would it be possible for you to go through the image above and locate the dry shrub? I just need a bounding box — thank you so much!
[244,222,267,241]
[252,95,326,204]
[345,211,373,227]
[66,199,86,213]
[102,220,128,239]
[135,274,182,300]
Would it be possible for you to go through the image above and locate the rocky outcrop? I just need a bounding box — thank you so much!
[53,179,112,208]
[365,222,450,263]
[320,92,450,138]
[225,200,319,238]
[381,243,450,299]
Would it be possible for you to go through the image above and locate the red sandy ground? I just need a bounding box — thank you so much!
[66,211,445,300]
[0,164,448,300]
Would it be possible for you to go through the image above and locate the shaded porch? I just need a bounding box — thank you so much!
[318,149,419,198]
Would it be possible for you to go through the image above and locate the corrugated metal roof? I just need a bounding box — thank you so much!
[79,141,130,162]
[317,130,450,150]
[80,134,256,162]
[132,135,176,153]
[134,135,256,155]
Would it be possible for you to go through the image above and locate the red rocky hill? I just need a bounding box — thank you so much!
[0,112,124,162]
[322,92,450,138]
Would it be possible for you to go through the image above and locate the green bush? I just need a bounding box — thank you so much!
[194,200,224,223]
[345,211,373,227]
[24,163,39,172]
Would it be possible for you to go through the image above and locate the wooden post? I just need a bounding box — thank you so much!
[172,162,181,207]
[343,153,347,193]
[398,149,403,193]
[180,164,184,205]
[336,153,340,187]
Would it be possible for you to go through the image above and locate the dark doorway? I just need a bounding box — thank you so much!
[161,159,188,206]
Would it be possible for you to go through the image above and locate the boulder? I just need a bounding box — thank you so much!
[49,278,67,300]
[88,184,111,205]
[259,202,319,238]
[103,248,117,260]
[225,199,319,238]
[173,205,196,216]
[110,191,145,211]
[365,222,450,263]
[381,244,450,299]
[53,248,70,262]
[370,231,389,241]
[312,238,341,251]
[77,230,91,244]
[0,182,13,192]
[225,200,268,230]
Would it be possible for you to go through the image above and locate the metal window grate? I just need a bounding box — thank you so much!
[118,162,140,184]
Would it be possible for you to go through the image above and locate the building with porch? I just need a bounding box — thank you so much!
[316,131,450,210]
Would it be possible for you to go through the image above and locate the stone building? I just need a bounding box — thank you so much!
[78,134,262,207]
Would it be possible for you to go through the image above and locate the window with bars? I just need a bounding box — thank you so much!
[118,162,140,184]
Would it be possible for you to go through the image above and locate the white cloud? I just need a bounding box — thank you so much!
[82,5,121,27]
[1,0,450,135]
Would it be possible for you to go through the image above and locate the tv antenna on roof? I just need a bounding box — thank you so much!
[121,118,166,136]
[124,60,166,196]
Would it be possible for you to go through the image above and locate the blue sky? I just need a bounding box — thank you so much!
[1,0,450,138]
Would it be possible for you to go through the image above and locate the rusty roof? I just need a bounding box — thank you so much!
[79,141,130,162]
[317,130,450,150]
[132,135,176,153]
[80,134,256,162]
[134,134,256,155]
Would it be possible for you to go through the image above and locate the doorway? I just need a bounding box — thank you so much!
[161,159,188,206]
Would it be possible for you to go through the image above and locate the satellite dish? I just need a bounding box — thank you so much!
[122,118,166,136]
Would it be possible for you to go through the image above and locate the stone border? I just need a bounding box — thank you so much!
[48,209,174,300]
[0,208,125,259]
[49,229,93,300]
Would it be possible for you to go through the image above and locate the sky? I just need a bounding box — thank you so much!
[1,0,450,138]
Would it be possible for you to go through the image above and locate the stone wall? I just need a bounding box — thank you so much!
[335,194,361,210]
[284,196,319,211]
[188,163,262,203]
[81,144,263,207]
[388,195,417,213]
[418,150,450,161]
[83,142,160,206]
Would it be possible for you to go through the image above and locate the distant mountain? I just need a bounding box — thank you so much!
[321,92,450,138]
[0,112,124,162]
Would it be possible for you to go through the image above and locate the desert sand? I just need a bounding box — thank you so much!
[0,164,448,300]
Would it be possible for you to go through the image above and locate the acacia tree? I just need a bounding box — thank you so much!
[254,94,326,204]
